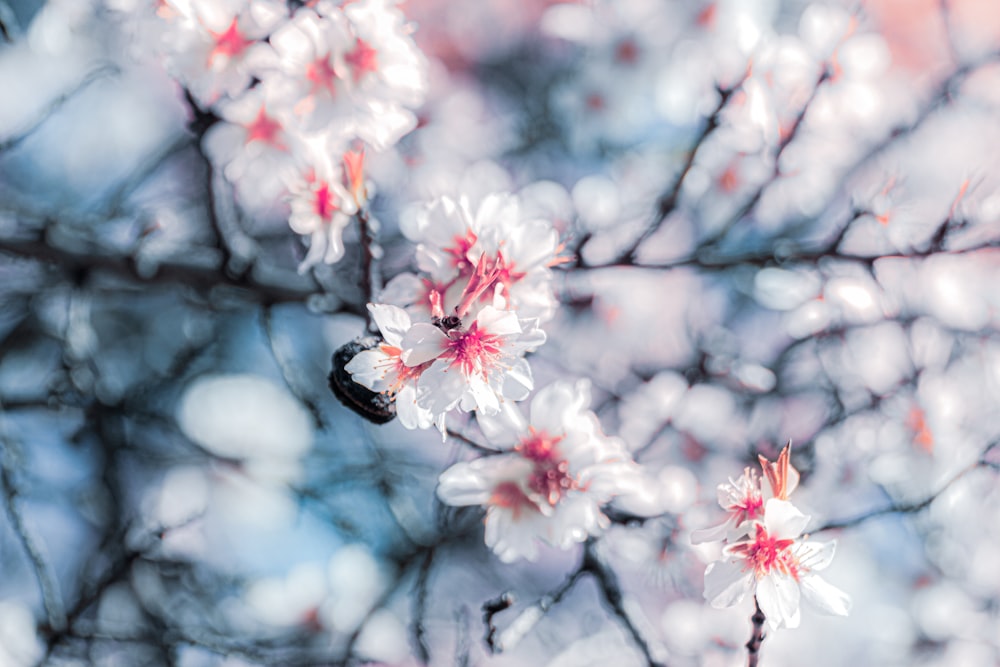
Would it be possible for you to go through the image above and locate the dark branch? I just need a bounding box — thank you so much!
[583,541,666,667]
[746,597,766,667]
[815,453,994,532]
[616,74,747,263]
[0,229,337,308]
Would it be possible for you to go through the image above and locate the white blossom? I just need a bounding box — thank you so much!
[704,498,851,631]
[437,380,641,562]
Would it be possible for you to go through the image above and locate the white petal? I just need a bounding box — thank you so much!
[395,386,433,430]
[500,357,534,402]
[416,360,465,414]
[704,560,753,609]
[468,373,500,415]
[794,539,837,573]
[690,517,735,545]
[756,574,801,630]
[436,462,493,506]
[476,401,528,449]
[529,379,588,436]
[512,319,546,351]
[368,304,411,347]
[763,498,810,539]
[344,348,392,392]
[800,575,851,616]
[475,306,522,336]
[401,323,448,366]
[379,272,424,308]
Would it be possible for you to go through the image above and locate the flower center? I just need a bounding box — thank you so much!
[445,230,479,270]
[739,494,764,522]
[519,430,577,506]
[378,344,424,396]
[615,38,639,65]
[443,322,503,378]
[314,183,339,220]
[345,37,379,82]
[490,481,538,519]
[306,56,338,96]
[736,524,801,580]
[209,18,252,65]
[245,107,283,147]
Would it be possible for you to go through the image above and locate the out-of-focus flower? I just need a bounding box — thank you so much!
[286,140,359,272]
[703,498,851,631]
[204,85,297,209]
[260,0,427,147]
[157,0,287,106]
[437,379,641,561]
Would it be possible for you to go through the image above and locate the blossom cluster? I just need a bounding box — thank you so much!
[114,0,428,270]
[344,189,564,431]
[695,445,851,631]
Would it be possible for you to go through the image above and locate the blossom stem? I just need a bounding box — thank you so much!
[356,206,380,332]
[746,596,766,667]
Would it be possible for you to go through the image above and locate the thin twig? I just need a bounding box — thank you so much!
[616,74,748,263]
[0,230,335,308]
[0,64,119,153]
[814,455,992,532]
[583,541,666,667]
[712,66,831,241]
[0,426,67,633]
[411,548,434,664]
[260,305,326,429]
[357,207,380,331]
[746,597,766,667]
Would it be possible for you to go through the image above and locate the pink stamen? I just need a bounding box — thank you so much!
[376,344,425,396]
[731,524,801,580]
[343,147,366,205]
[454,254,502,318]
[314,182,339,220]
[443,321,503,378]
[518,429,577,506]
[445,230,479,270]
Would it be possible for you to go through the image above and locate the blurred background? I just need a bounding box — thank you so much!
[2,0,1000,665]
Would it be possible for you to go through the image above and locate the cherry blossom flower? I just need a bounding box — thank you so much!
[396,191,564,322]
[436,380,641,562]
[286,141,358,272]
[203,85,298,211]
[260,1,427,148]
[344,303,438,431]
[691,443,800,544]
[401,301,545,419]
[340,0,427,108]
[262,7,356,135]
[157,0,286,106]
[703,498,851,631]
[690,466,765,545]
